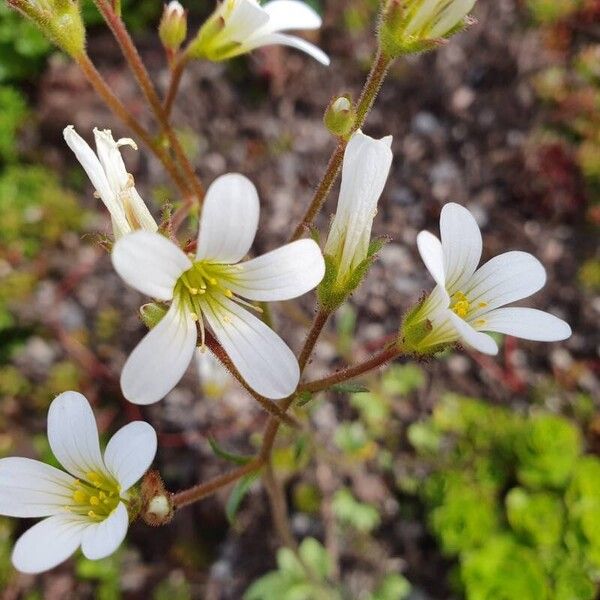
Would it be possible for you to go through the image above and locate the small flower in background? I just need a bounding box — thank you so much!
[320,130,393,308]
[0,392,157,574]
[380,0,477,56]
[196,349,231,399]
[403,202,571,355]
[64,126,158,239]
[188,0,329,65]
[112,173,325,404]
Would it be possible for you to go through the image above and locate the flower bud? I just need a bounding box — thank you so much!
[159,1,187,52]
[319,130,393,310]
[140,302,168,329]
[7,0,86,58]
[140,471,174,527]
[324,95,356,139]
[379,0,476,57]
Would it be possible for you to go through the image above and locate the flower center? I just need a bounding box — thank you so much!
[450,291,488,319]
[68,471,121,521]
[174,260,261,346]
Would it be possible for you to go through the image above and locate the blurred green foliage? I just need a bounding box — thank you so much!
[526,0,583,23]
[408,395,600,599]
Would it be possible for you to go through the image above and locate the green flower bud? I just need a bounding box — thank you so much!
[159,1,187,52]
[7,0,86,57]
[324,95,356,139]
[379,0,476,58]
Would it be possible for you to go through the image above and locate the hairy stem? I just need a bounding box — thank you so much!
[299,344,401,394]
[172,458,262,508]
[289,49,393,242]
[163,54,188,118]
[298,309,332,372]
[93,0,205,207]
[76,54,190,197]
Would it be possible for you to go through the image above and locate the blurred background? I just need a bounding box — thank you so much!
[0,0,599,598]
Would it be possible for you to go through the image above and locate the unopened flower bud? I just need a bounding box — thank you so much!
[140,303,168,329]
[324,95,355,138]
[159,1,187,52]
[141,471,174,526]
[7,0,86,58]
[379,0,477,57]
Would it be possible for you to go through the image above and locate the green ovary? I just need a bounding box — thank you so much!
[68,471,121,521]
[175,261,241,308]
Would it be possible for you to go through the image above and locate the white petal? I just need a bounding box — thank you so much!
[12,514,88,574]
[81,502,128,561]
[121,302,197,405]
[448,311,498,355]
[201,295,299,400]
[63,126,129,235]
[465,251,547,312]
[48,392,105,481]
[246,32,330,65]
[0,458,75,518]
[228,240,325,301]
[112,231,191,301]
[262,0,322,33]
[226,0,270,42]
[104,422,157,492]
[479,307,572,342]
[196,174,259,264]
[325,131,393,275]
[430,0,475,38]
[417,231,446,289]
[440,203,482,292]
[93,128,130,193]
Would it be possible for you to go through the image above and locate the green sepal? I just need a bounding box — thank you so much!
[140,302,168,330]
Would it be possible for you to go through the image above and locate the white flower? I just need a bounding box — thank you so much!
[63,126,158,239]
[112,173,326,404]
[0,392,157,574]
[411,203,571,355]
[196,348,231,399]
[189,0,329,65]
[324,130,393,284]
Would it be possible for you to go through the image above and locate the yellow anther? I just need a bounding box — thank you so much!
[73,490,87,504]
[90,496,100,506]
[478,302,488,308]
[224,289,233,298]
[475,319,487,327]
[450,291,471,318]
[88,510,98,519]
[99,491,106,499]
[209,277,217,285]
[87,471,102,484]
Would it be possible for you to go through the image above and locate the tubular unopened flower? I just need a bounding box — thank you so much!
[188,0,329,65]
[403,203,572,355]
[324,95,355,138]
[112,173,325,404]
[64,126,158,239]
[0,392,157,574]
[321,131,393,304]
[380,0,477,57]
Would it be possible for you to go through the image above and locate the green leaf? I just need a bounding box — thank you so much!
[208,437,253,465]
[332,488,381,533]
[330,382,369,394]
[226,473,259,524]
[370,574,411,600]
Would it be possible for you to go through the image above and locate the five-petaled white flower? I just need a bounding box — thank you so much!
[64,126,158,239]
[324,130,393,286]
[0,392,157,574]
[112,173,326,404]
[411,202,571,354]
[189,0,329,65]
